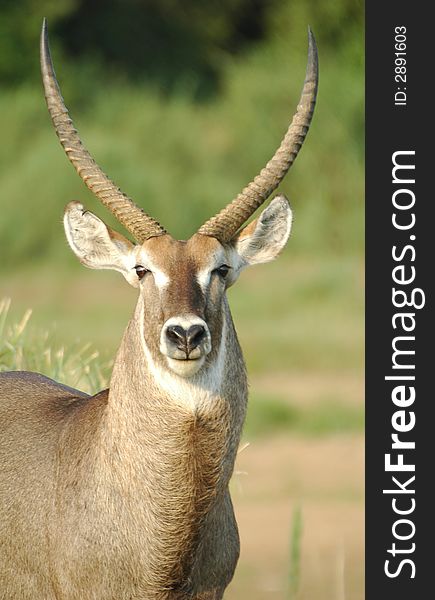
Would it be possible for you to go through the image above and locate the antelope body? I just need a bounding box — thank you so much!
[0,20,318,600]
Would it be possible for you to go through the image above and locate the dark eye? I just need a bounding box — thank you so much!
[134,265,149,280]
[214,264,231,279]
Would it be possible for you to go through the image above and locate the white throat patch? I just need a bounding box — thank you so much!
[138,298,227,411]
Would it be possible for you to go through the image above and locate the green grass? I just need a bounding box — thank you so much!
[0,297,110,394]
[245,393,363,439]
[288,506,303,600]
[230,254,364,375]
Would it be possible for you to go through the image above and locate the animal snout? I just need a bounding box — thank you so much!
[166,324,206,356]
[161,317,211,362]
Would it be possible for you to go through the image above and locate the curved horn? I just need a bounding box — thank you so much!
[40,19,166,242]
[198,28,318,243]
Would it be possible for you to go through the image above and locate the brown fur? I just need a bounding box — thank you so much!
[0,252,247,600]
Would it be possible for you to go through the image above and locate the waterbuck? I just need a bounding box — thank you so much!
[0,19,318,600]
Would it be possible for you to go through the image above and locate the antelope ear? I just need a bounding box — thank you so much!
[232,195,292,265]
[63,201,139,287]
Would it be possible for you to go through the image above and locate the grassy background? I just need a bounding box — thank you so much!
[1,1,364,598]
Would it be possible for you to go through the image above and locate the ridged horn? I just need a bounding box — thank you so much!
[198,28,318,243]
[40,18,166,242]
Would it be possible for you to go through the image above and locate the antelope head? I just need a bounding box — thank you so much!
[40,20,318,380]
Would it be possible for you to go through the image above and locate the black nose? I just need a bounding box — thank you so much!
[166,324,206,355]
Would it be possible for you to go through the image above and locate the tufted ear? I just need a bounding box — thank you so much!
[63,201,140,287]
[232,195,292,266]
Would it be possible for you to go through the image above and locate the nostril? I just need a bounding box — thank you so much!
[186,325,206,351]
[166,325,187,349]
[164,323,207,357]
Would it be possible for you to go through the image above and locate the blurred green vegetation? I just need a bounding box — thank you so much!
[245,394,363,439]
[0,0,363,270]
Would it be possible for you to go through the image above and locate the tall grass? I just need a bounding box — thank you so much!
[288,506,303,599]
[0,298,109,393]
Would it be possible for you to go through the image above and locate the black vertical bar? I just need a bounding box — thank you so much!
[366,2,433,597]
